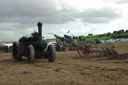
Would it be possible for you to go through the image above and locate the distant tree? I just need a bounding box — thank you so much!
[113,31,117,34]
[120,29,124,33]
[117,31,121,34]
[88,33,93,36]
[64,35,72,40]
[78,36,83,41]
[73,36,77,39]
[107,32,111,36]
[117,29,124,34]
[125,30,128,33]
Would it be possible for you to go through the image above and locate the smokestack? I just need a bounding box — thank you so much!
[37,22,42,37]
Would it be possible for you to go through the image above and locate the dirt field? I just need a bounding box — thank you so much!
[0,42,128,85]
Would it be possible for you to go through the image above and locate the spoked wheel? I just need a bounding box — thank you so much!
[12,42,22,61]
[77,42,99,57]
[84,42,99,57]
[48,45,56,62]
[77,44,86,57]
[27,45,35,63]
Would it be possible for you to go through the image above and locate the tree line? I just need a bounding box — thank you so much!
[65,29,128,41]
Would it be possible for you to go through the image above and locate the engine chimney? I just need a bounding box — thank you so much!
[37,22,42,37]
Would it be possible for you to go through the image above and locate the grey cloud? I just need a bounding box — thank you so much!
[79,8,121,23]
[114,0,128,4]
[0,29,32,41]
[0,0,122,41]
[0,22,33,31]
[0,0,78,25]
[0,0,121,24]
[0,0,57,17]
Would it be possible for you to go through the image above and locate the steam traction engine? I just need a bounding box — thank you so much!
[12,22,56,63]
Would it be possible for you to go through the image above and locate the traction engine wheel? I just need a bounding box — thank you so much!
[17,43,23,60]
[12,42,22,61]
[27,45,35,63]
[48,45,56,62]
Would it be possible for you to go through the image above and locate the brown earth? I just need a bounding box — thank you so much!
[0,42,128,85]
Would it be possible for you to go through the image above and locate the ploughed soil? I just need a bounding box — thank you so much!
[0,42,128,85]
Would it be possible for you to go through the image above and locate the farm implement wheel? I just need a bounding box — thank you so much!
[77,42,99,57]
[12,42,22,61]
[27,45,35,63]
[48,45,56,62]
[77,44,86,57]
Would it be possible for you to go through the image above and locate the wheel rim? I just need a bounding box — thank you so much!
[84,42,99,57]
[77,44,87,57]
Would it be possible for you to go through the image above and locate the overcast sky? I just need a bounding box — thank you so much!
[0,0,128,41]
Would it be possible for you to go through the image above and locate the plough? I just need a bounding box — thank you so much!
[49,33,117,57]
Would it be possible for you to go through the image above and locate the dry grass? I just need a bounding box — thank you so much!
[0,42,128,85]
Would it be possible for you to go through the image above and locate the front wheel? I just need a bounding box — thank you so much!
[48,45,56,62]
[27,45,35,63]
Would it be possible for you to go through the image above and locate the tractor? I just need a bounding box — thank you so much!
[12,22,56,63]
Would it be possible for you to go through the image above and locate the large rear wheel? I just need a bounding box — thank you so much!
[17,43,23,61]
[12,42,22,61]
[48,45,56,62]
